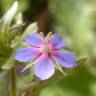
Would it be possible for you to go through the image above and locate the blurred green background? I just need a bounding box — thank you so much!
[0,0,96,96]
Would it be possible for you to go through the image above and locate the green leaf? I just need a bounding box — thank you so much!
[15,12,23,25]
[1,52,15,70]
[0,1,18,42]
[1,1,18,28]
[22,22,38,37]
[11,22,38,48]
[2,22,38,69]
[9,13,24,36]
[77,56,87,66]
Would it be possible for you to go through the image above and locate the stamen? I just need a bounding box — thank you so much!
[21,53,42,72]
[46,32,52,38]
[40,32,53,53]
[48,31,52,35]
[40,32,44,35]
[45,32,52,43]
[50,56,66,75]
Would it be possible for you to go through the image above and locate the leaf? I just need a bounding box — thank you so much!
[9,13,24,36]
[15,12,23,25]
[0,1,18,42]
[76,56,87,66]
[1,52,15,70]
[22,22,38,37]
[1,1,18,28]
[11,22,38,48]
[2,22,38,69]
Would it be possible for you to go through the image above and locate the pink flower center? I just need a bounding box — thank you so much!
[40,32,53,54]
[40,42,52,53]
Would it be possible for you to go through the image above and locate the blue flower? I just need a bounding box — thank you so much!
[15,32,76,80]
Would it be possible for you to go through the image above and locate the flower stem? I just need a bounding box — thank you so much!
[9,67,16,96]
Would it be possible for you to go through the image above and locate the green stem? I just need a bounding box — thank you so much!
[9,67,16,96]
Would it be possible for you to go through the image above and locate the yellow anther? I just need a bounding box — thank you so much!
[45,32,52,43]
[46,32,52,39]
[48,32,52,35]
[40,32,44,35]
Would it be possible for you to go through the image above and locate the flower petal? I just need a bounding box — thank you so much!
[53,40,67,49]
[52,34,62,46]
[34,54,55,80]
[52,50,76,68]
[15,47,40,62]
[25,33,44,47]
